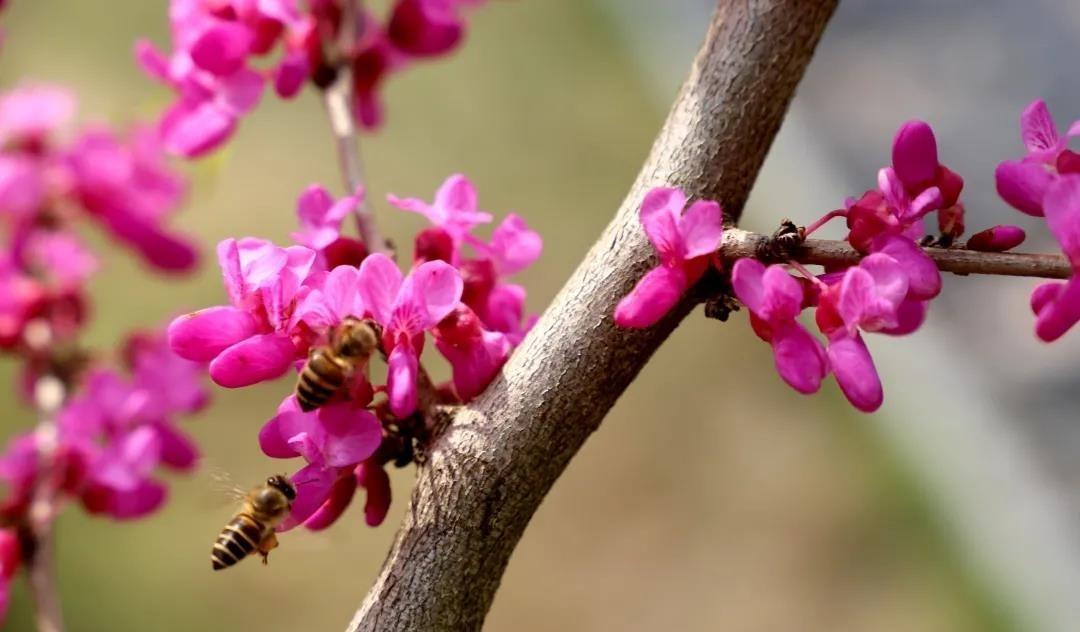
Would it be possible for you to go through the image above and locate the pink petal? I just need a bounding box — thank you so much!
[677,200,724,258]
[878,168,910,216]
[209,334,296,387]
[965,225,1026,252]
[190,22,254,76]
[838,265,899,332]
[827,334,883,412]
[280,464,338,531]
[613,265,686,328]
[358,462,391,527]
[358,253,403,324]
[488,214,542,275]
[258,398,303,458]
[160,100,235,158]
[1031,282,1063,316]
[730,258,767,314]
[96,206,198,271]
[1042,175,1080,267]
[387,344,419,418]
[167,306,259,361]
[858,253,909,305]
[907,186,943,222]
[274,51,309,98]
[316,405,383,468]
[1069,120,1080,138]
[759,264,805,322]
[770,323,827,394]
[322,265,365,321]
[99,479,167,520]
[1021,99,1063,160]
[878,299,929,336]
[217,68,265,115]
[995,160,1053,217]
[434,173,478,215]
[871,236,941,300]
[1035,276,1080,342]
[406,260,464,328]
[153,422,199,471]
[639,187,686,262]
[303,471,357,531]
[297,184,333,225]
[133,39,171,83]
[892,120,939,187]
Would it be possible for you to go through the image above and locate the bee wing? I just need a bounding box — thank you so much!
[196,464,249,509]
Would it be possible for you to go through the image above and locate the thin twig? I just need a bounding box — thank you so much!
[320,0,388,254]
[720,228,1073,279]
[25,375,67,632]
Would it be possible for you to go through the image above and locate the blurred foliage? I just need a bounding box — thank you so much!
[0,1,1012,630]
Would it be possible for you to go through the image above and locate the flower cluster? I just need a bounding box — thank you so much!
[169,173,540,530]
[0,85,197,353]
[138,0,484,158]
[0,333,208,617]
[996,100,1080,341]
[615,120,1038,413]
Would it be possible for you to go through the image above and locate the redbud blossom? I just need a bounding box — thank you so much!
[965,225,1026,252]
[615,187,724,328]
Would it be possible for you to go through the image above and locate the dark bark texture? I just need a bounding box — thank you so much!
[348,1,839,630]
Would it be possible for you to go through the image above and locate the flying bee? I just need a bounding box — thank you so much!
[296,316,381,412]
[211,475,296,571]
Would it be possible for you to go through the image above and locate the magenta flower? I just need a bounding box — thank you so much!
[258,396,383,529]
[731,259,828,395]
[388,0,474,57]
[66,127,197,271]
[168,238,316,386]
[388,173,492,251]
[0,84,75,146]
[996,100,1080,216]
[877,167,943,227]
[358,253,463,417]
[891,120,965,208]
[463,213,542,343]
[615,187,724,328]
[1032,175,1080,341]
[1018,99,1080,164]
[965,225,1026,252]
[291,184,362,252]
[433,303,511,401]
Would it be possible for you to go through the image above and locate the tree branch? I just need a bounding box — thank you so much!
[721,228,1073,279]
[347,1,839,629]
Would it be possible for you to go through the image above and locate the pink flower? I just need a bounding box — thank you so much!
[891,120,965,208]
[1032,175,1080,341]
[731,259,827,395]
[358,253,463,417]
[996,160,1055,217]
[966,225,1026,252]
[433,303,511,401]
[462,213,542,343]
[388,173,492,251]
[0,84,75,146]
[1017,99,1080,165]
[615,187,723,328]
[291,184,366,269]
[387,0,469,57]
[168,237,316,386]
[66,127,197,271]
[259,397,383,529]
[0,527,18,624]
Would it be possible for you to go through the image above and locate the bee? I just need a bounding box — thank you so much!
[296,316,381,412]
[211,475,296,571]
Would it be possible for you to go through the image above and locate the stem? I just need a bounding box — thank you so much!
[25,375,67,632]
[320,0,388,255]
[802,209,847,237]
[721,228,1072,279]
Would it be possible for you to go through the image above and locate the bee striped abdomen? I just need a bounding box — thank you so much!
[296,348,347,412]
[211,514,265,571]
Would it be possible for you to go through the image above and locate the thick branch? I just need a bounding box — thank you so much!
[722,228,1073,279]
[348,2,839,630]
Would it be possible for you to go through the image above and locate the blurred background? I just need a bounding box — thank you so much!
[2,0,1079,630]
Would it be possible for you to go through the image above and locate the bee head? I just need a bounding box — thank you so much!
[266,475,297,500]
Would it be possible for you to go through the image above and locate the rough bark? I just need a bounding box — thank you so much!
[348,1,839,630]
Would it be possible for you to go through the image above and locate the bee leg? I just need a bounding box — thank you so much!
[257,532,280,565]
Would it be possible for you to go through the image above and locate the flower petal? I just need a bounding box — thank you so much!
[871,236,941,300]
[1042,175,1080,267]
[316,405,383,468]
[387,344,419,418]
[167,306,259,361]
[1035,276,1080,342]
[995,160,1053,217]
[280,464,338,531]
[827,334,883,412]
[965,225,1026,252]
[358,253,403,324]
[209,334,296,388]
[639,187,686,262]
[1021,99,1062,159]
[358,462,392,527]
[892,120,939,187]
[771,323,827,394]
[406,260,464,328]
[613,265,687,328]
[678,200,724,258]
[303,471,357,531]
